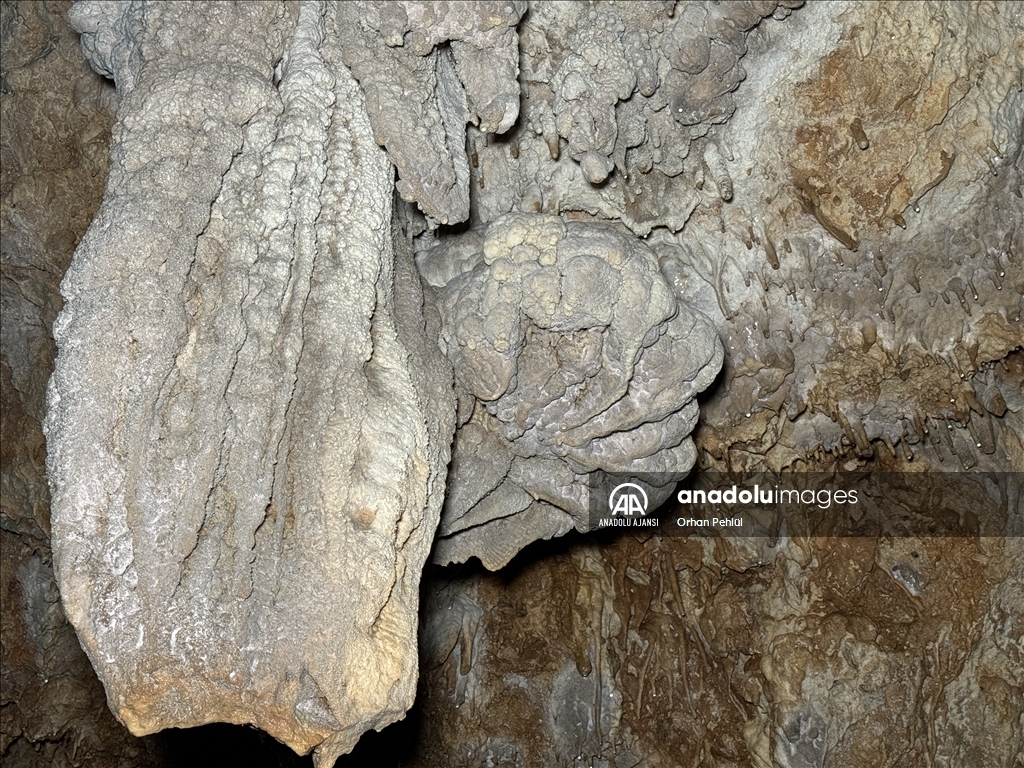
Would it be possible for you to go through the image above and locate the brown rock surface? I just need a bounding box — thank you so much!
[412,529,1022,767]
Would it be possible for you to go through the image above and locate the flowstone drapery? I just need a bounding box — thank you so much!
[40,0,722,761]
[419,214,722,569]
[45,2,462,763]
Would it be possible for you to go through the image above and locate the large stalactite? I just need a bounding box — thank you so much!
[42,1,460,762]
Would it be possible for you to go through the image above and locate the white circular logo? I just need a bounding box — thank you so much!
[608,483,649,516]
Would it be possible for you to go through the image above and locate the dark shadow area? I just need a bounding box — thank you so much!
[331,706,423,768]
[425,523,580,589]
[689,356,727,467]
[327,533,603,766]
[695,352,728,408]
[130,707,424,768]
[155,723,312,768]
[431,216,474,239]
[421,510,665,592]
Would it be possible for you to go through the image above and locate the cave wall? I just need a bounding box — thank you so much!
[453,0,1024,475]
[407,3,1024,765]
[1,1,1022,767]
[415,529,1022,767]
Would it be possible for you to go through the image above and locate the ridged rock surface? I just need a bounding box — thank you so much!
[0,2,169,765]
[334,1,526,227]
[419,213,722,569]
[43,1,455,763]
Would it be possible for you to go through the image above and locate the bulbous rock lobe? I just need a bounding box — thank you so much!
[418,214,724,570]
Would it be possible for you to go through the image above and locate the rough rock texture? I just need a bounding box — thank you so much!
[45,2,725,752]
[400,1,1024,766]
[675,0,1024,475]
[0,2,170,765]
[2,1,1023,766]
[459,0,1023,474]
[471,1,801,237]
[334,0,526,227]
[419,213,722,568]
[413,530,1023,767]
[43,1,455,763]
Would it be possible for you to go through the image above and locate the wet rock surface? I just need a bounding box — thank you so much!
[1,1,1022,767]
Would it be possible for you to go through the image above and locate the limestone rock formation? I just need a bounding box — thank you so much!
[473,1,802,237]
[41,0,725,756]
[679,0,1024,474]
[44,1,457,763]
[419,213,722,568]
[465,0,1024,475]
[334,0,526,227]
[2,0,1023,766]
[414,528,1024,767]
[0,2,169,765]
[404,2,1024,765]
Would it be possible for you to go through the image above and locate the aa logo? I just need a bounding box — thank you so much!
[608,483,648,517]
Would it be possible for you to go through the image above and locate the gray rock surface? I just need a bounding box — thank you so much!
[419,213,722,568]
[0,3,167,764]
[464,0,1024,474]
[45,1,454,763]
[334,0,526,227]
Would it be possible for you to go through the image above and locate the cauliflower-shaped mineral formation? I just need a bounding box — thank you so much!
[419,214,724,569]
